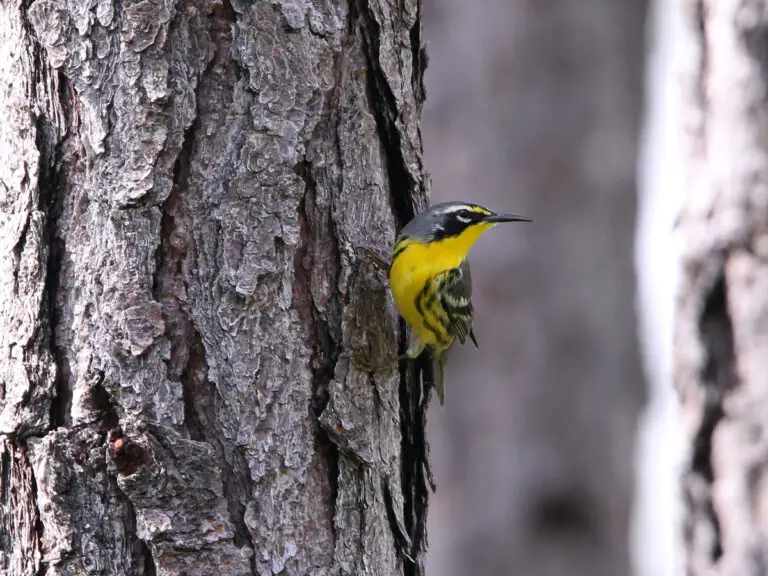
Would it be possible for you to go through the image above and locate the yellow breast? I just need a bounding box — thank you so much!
[388,223,490,347]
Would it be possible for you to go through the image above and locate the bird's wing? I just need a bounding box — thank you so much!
[462,260,479,348]
[437,260,477,348]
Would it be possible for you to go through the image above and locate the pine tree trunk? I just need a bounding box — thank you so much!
[678,1,768,574]
[0,1,429,574]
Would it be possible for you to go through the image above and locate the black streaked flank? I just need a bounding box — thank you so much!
[415,280,449,348]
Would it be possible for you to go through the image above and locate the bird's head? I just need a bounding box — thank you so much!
[399,201,532,245]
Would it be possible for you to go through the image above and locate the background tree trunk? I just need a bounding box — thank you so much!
[0,1,430,574]
[677,1,768,574]
[421,1,649,575]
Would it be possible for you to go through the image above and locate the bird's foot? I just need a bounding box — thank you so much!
[351,350,398,374]
[356,246,391,273]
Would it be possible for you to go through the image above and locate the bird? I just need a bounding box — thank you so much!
[386,201,531,405]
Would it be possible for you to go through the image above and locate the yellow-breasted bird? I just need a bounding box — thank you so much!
[388,201,531,405]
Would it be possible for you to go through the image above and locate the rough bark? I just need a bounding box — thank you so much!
[677,1,768,575]
[421,1,648,575]
[0,1,429,574]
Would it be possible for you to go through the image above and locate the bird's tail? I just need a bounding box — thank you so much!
[431,349,448,406]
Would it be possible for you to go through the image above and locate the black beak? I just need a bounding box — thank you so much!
[484,212,533,223]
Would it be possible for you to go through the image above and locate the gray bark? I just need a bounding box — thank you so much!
[678,1,768,575]
[422,1,648,575]
[0,1,429,575]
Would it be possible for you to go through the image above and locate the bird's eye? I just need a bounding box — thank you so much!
[456,214,471,224]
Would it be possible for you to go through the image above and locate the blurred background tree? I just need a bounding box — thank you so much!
[422,1,650,575]
[676,1,768,574]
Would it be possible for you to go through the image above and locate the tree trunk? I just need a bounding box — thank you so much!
[0,1,430,574]
[677,1,768,575]
[422,1,648,575]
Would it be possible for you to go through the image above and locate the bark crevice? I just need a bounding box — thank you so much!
[294,148,344,565]
[352,2,430,572]
[398,358,431,576]
[139,538,157,576]
[294,164,340,417]
[688,269,735,562]
[0,442,43,575]
[150,20,255,562]
[409,0,427,106]
[34,62,70,432]
[157,132,257,566]
[119,481,157,576]
[26,443,44,576]
[157,116,202,440]
[355,0,418,226]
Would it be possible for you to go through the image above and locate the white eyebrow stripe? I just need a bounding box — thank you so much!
[440,205,469,214]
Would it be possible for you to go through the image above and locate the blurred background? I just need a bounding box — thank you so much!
[421,0,684,575]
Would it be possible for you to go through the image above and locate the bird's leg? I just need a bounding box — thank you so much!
[350,247,393,373]
[352,350,398,374]
[356,246,391,273]
[397,339,425,362]
[353,339,425,374]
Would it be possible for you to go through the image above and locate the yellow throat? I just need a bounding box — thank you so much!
[388,221,494,346]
